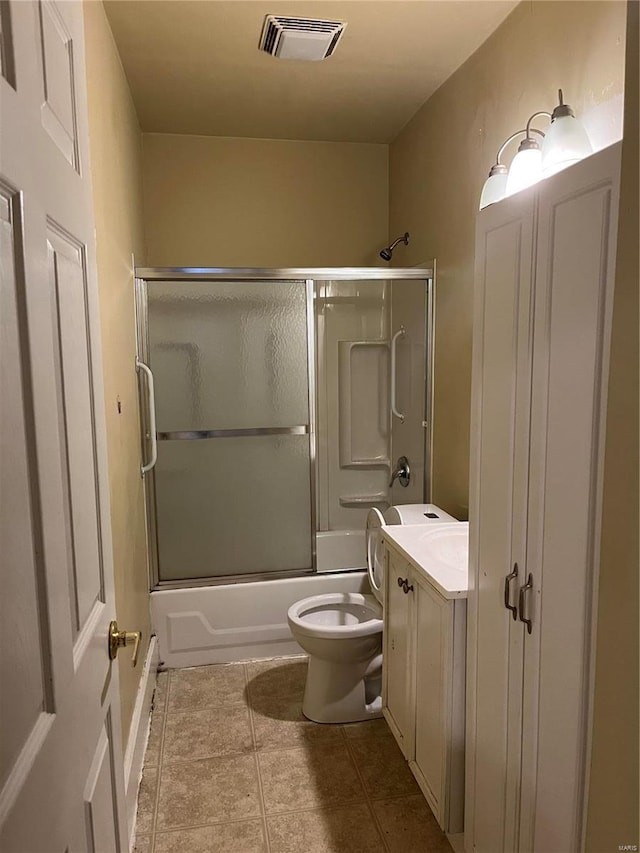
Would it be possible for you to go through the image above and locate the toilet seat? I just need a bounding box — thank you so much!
[287,593,382,641]
[365,507,386,605]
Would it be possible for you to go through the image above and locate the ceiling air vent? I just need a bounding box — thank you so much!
[259,16,347,61]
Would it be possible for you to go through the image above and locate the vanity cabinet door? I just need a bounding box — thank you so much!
[412,578,448,822]
[383,549,414,757]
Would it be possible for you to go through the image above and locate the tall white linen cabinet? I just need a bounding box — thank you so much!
[465,142,622,853]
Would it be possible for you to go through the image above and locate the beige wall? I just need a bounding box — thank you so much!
[84,1,151,745]
[586,2,639,848]
[389,0,627,519]
[142,133,388,267]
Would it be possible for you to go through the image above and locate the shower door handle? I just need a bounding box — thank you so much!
[136,357,157,476]
[390,326,406,422]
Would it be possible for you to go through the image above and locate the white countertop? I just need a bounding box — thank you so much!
[382,522,469,600]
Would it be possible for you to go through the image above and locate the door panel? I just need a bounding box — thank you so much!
[48,225,105,634]
[390,279,429,504]
[414,581,446,814]
[521,144,621,853]
[466,191,535,853]
[0,185,52,794]
[383,550,413,756]
[143,278,314,583]
[0,2,127,850]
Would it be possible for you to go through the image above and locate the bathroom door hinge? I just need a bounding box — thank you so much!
[421,421,429,429]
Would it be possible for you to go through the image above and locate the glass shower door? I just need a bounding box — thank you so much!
[143,280,314,583]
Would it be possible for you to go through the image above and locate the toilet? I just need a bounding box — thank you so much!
[287,503,456,723]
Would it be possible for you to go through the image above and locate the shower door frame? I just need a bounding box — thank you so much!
[135,267,433,591]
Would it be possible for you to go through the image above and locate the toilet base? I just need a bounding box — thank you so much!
[301,653,383,724]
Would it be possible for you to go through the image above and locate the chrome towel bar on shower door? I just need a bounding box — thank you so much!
[390,326,406,422]
[136,357,157,476]
[156,425,310,440]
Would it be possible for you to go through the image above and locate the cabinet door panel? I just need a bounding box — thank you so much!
[520,144,621,853]
[384,550,413,756]
[467,190,535,853]
[414,580,448,819]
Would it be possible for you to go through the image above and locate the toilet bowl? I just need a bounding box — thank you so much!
[288,503,456,724]
[287,593,383,723]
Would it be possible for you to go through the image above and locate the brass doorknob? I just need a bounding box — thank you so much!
[108,621,142,666]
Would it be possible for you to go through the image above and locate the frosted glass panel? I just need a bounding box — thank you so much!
[155,437,312,580]
[148,281,309,431]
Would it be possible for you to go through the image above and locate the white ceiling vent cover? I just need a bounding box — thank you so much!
[259,16,347,61]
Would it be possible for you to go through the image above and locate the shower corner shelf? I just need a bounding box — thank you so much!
[340,458,390,470]
[339,494,390,508]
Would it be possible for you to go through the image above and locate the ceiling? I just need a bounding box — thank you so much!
[104,0,519,144]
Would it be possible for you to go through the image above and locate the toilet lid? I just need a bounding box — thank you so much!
[366,508,386,605]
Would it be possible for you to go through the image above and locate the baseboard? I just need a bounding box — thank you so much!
[124,635,158,850]
[446,832,466,853]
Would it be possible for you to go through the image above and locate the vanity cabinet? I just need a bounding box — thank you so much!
[382,545,466,834]
[466,143,621,853]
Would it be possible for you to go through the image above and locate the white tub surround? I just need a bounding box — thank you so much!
[151,571,369,668]
[315,529,366,572]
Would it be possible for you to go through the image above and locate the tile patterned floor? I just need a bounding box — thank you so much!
[134,657,453,853]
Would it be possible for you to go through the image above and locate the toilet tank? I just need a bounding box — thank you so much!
[384,503,457,525]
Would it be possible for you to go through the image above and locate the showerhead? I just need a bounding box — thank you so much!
[380,232,409,262]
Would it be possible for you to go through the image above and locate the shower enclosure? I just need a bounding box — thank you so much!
[135,267,433,591]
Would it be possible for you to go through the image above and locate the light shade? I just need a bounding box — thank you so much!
[506,146,542,197]
[479,168,508,210]
[541,115,592,177]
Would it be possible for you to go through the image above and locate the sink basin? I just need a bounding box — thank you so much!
[382,522,469,598]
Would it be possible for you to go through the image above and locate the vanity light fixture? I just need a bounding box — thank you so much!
[541,89,593,176]
[479,127,545,210]
[479,90,592,210]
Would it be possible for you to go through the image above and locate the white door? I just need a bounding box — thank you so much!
[465,189,535,853]
[519,142,621,853]
[0,2,128,851]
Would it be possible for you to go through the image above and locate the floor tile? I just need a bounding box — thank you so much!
[258,744,365,814]
[342,718,391,740]
[372,794,453,852]
[167,664,247,711]
[144,711,164,767]
[154,819,267,853]
[156,754,261,829]
[251,694,343,751]
[267,803,385,853]
[163,706,253,762]
[132,834,152,853]
[246,658,307,703]
[154,671,169,712]
[136,766,158,835]
[348,734,420,800]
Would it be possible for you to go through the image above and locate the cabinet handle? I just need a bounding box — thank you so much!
[504,563,519,620]
[397,576,413,594]
[518,573,534,634]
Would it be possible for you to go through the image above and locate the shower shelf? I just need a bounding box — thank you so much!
[339,494,389,508]
[338,340,390,469]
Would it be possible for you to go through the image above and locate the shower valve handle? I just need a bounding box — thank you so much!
[389,456,411,488]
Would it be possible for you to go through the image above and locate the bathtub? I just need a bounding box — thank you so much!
[315,529,366,573]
